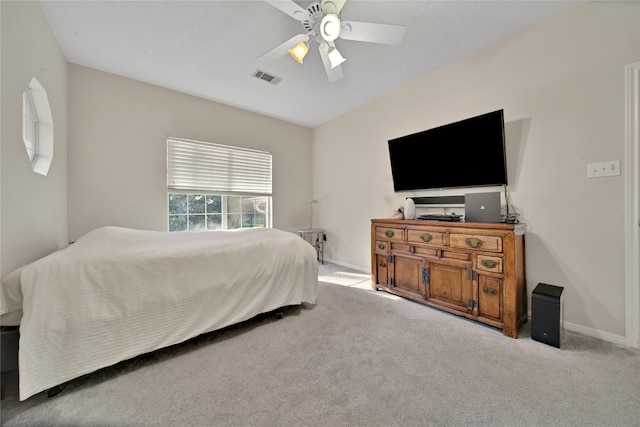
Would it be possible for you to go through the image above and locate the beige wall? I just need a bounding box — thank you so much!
[68,65,313,240]
[0,1,68,277]
[312,2,640,342]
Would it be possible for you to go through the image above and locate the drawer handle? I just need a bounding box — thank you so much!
[378,244,386,250]
[481,259,498,269]
[385,230,395,238]
[466,237,483,248]
[420,233,432,243]
[483,287,497,295]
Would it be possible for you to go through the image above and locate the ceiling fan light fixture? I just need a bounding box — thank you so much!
[321,13,341,42]
[288,41,309,64]
[328,47,346,69]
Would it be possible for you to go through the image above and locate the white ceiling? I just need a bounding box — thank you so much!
[39,0,580,128]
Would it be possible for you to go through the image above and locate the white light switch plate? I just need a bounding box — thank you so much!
[587,160,621,178]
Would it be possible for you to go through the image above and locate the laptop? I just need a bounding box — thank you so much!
[464,192,501,223]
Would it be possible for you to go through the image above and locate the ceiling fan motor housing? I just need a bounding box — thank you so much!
[321,14,341,42]
[302,2,341,44]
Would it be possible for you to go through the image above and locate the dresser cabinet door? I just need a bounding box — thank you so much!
[427,261,473,313]
[376,254,389,286]
[477,275,503,322]
[391,255,426,299]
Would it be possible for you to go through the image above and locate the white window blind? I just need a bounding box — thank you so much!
[167,137,272,195]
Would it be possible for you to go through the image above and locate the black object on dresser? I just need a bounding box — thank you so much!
[531,283,564,348]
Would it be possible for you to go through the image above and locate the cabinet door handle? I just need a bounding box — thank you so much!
[420,233,432,243]
[466,237,483,248]
[422,267,430,284]
[481,259,497,269]
[378,244,386,250]
[385,230,395,238]
[482,287,497,295]
[379,262,387,268]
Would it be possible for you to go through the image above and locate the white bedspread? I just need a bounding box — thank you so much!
[1,226,318,400]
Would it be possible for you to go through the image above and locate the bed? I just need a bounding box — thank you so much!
[0,226,319,401]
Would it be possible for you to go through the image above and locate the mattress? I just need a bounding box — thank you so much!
[0,226,319,400]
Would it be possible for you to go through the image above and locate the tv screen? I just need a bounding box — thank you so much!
[388,110,507,192]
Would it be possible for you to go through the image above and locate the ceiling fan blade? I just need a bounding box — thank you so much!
[340,21,406,45]
[321,0,347,15]
[263,0,310,22]
[258,34,309,63]
[318,43,344,83]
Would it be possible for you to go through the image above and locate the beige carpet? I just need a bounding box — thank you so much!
[1,267,639,426]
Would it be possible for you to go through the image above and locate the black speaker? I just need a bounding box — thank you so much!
[531,283,564,348]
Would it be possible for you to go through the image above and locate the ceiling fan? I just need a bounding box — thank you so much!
[258,0,406,83]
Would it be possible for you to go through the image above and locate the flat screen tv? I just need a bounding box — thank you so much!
[388,109,507,192]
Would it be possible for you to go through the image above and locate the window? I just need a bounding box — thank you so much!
[22,77,54,176]
[167,137,272,231]
[168,194,270,231]
[23,88,39,163]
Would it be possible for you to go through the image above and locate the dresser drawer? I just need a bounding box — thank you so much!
[414,246,439,257]
[407,229,445,245]
[375,227,405,241]
[391,242,412,253]
[375,240,389,254]
[477,255,503,273]
[450,234,503,252]
[442,250,471,262]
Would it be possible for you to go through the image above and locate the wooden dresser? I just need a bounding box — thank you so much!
[371,218,526,338]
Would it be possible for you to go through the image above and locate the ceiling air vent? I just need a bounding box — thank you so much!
[252,70,282,85]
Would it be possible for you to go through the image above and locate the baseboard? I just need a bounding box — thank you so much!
[563,321,627,346]
[526,313,627,346]
[322,257,369,274]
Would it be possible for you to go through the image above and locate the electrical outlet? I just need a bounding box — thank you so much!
[587,160,621,178]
